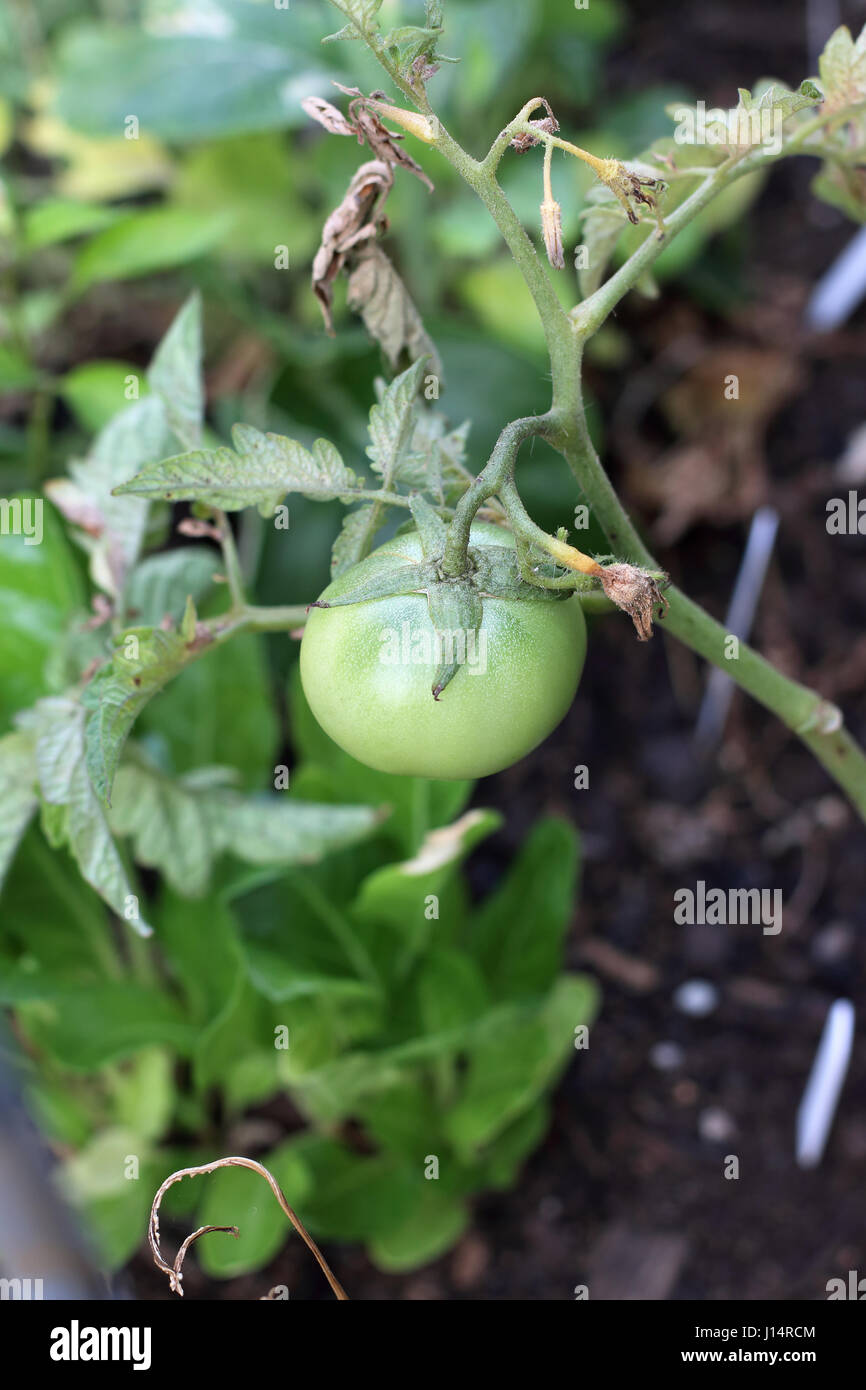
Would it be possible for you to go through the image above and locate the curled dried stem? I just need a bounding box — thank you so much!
[148,1155,348,1301]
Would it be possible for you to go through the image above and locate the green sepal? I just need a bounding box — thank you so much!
[426,579,483,701]
[309,561,439,609]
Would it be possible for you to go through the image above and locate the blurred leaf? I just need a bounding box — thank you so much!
[22,113,172,200]
[818,23,866,112]
[353,809,501,969]
[0,826,110,980]
[72,208,233,293]
[122,547,219,626]
[369,1184,468,1272]
[45,395,172,595]
[289,1134,416,1242]
[0,342,40,391]
[30,696,151,934]
[811,160,866,222]
[416,947,489,1035]
[469,818,580,1000]
[22,198,121,250]
[59,361,151,433]
[108,1047,175,1142]
[61,1129,163,1268]
[82,621,194,807]
[0,730,37,889]
[444,974,598,1158]
[109,749,382,896]
[147,291,203,450]
[194,1145,313,1278]
[175,134,319,263]
[481,1097,550,1189]
[54,23,335,141]
[15,983,195,1066]
[155,888,243,1025]
[355,1079,441,1161]
[138,630,278,784]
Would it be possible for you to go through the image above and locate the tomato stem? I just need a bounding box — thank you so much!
[330,21,866,822]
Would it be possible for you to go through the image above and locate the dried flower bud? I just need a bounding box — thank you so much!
[597,563,669,640]
[540,197,565,269]
[599,159,664,227]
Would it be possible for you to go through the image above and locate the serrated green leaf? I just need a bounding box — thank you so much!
[32,696,151,934]
[115,426,359,517]
[407,492,447,556]
[366,356,428,486]
[45,395,172,596]
[82,624,194,806]
[108,749,382,897]
[324,0,384,41]
[0,730,38,889]
[819,23,866,112]
[147,291,203,450]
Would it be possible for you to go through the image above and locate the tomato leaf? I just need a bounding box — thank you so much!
[468,817,581,1001]
[193,1145,313,1278]
[45,396,172,596]
[30,696,151,935]
[82,620,199,807]
[147,290,203,451]
[444,974,598,1158]
[109,747,383,897]
[115,426,360,517]
[0,730,38,890]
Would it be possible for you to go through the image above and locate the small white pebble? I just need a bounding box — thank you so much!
[699,1107,736,1143]
[673,979,719,1017]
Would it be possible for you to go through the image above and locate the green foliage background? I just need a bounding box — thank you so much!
[4,0,847,1283]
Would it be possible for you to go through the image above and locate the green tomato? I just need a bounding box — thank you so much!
[299,521,586,780]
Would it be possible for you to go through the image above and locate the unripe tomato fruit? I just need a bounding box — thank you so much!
[299,521,586,780]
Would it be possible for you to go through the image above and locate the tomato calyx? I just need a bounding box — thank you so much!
[308,508,571,699]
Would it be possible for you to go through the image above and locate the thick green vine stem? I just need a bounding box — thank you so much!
[346,26,866,823]
[439,413,553,576]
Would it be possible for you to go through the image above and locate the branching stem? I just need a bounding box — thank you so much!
[345,38,866,818]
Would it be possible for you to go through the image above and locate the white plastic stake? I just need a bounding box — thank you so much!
[694,506,779,752]
[796,998,855,1168]
[805,226,866,331]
